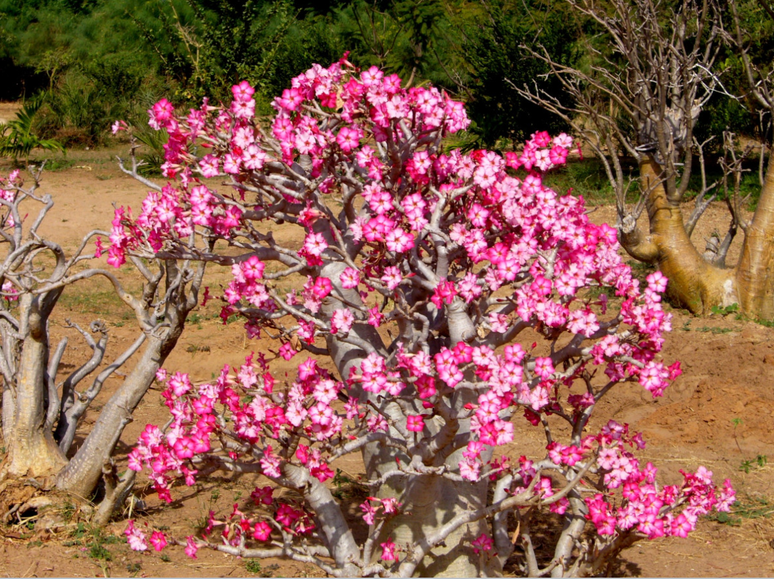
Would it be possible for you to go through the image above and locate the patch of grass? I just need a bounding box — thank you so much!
[245,560,279,577]
[739,454,768,474]
[710,303,740,316]
[543,158,631,206]
[709,494,774,526]
[67,523,117,562]
[185,343,211,354]
[695,326,735,334]
[245,560,263,574]
[44,157,77,171]
[89,542,112,561]
[626,260,658,291]
[70,522,88,539]
[187,312,205,329]
[59,289,128,316]
[61,502,76,523]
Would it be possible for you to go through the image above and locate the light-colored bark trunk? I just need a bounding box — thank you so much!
[621,159,736,314]
[56,332,178,497]
[736,159,774,319]
[1,296,67,480]
[321,258,495,576]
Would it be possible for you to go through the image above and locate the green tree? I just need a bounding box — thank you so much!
[452,0,580,148]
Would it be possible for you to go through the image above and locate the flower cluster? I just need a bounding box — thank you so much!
[115,59,733,573]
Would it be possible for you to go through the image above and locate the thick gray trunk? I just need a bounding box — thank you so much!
[56,334,169,496]
[320,261,495,576]
[1,297,67,479]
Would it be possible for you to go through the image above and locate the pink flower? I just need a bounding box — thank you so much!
[533,357,554,379]
[251,486,274,506]
[406,415,425,432]
[253,521,272,541]
[381,497,401,514]
[380,539,398,561]
[339,267,360,289]
[185,536,198,558]
[360,501,377,525]
[380,266,402,290]
[471,533,493,554]
[330,309,354,335]
[124,520,148,551]
[232,80,255,102]
[150,531,167,551]
[279,342,296,360]
[336,126,362,153]
[111,120,128,134]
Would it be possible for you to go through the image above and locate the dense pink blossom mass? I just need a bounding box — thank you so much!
[109,58,734,574]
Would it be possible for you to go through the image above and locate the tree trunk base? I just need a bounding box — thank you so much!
[0,430,67,482]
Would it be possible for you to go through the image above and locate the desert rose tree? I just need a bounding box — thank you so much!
[0,163,206,522]
[116,59,734,576]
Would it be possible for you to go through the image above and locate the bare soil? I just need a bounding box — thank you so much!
[0,145,772,578]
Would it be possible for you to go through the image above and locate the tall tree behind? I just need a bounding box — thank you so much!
[450,0,581,148]
[331,0,457,88]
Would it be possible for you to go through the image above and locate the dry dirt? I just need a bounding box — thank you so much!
[0,140,772,578]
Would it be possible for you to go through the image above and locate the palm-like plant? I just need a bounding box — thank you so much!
[0,95,65,165]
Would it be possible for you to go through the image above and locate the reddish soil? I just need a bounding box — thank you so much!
[0,145,772,578]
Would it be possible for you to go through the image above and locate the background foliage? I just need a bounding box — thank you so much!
[0,0,771,149]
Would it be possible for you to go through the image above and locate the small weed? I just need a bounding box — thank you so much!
[681,319,692,331]
[160,554,171,563]
[331,468,368,500]
[245,560,279,576]
[211,489,220,502]
[126,562,141,575]
[186,343,211,354]
[62,502,76,523]
[71,522,88,539]
[739,454,768,474]
[26,540,43,548]
[696,326,734,334]
[89,542,112,561]
[102,534,120,545]
[710,303,740,316]
[95,174,112,181]
[245,560,263,575]
[68,523,116,562]
[731,418,744,453]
